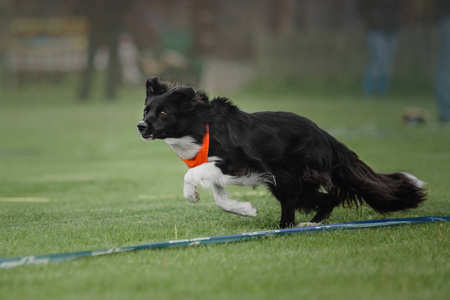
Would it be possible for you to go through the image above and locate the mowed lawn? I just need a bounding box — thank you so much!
[0,82,449,300]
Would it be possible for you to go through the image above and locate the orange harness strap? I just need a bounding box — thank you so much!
[180,124,209,168]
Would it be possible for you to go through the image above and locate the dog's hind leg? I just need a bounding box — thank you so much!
[297,190,340,227]
[183,162,257,216]
[269,185,297,228]
[280,199,296,228]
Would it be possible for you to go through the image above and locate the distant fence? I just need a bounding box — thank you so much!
[4,17,87,74]
[254,27,438,84]
[198,27,439,93]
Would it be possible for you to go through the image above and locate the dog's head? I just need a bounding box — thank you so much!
[137,76,207,140]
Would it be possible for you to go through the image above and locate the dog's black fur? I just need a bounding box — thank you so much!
[137,76,426,228]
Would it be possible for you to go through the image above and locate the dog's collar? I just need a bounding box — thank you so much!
[180,124,209,168]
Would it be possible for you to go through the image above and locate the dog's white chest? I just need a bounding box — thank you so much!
[163,136,201,160]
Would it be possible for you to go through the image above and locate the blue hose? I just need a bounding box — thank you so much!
[1,216,448,269]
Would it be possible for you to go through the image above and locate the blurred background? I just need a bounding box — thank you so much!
[1,1,450,277]
[0,0,443,98]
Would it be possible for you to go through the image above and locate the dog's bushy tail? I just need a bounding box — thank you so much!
[332,145,426,213]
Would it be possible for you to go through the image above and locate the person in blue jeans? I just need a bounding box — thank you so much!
[359,0,402,96]
[436,0,450,122]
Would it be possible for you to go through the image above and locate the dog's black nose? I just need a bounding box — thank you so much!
[137,121,148,133]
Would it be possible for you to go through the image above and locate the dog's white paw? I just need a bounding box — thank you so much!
[184,183,200,203]
[297,222,323,227]
[222,201,257,217]
[239,202,258,217]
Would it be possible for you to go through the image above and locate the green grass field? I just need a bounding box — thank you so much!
[0,81,449,299]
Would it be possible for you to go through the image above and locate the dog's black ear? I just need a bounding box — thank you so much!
[146,76,168,97]
[173,87,195,100]
[172,87,204,109]
[196,90,209,103]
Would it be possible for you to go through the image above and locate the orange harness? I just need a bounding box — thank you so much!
[180,124,209,168]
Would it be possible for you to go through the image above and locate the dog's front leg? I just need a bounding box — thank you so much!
[183,162,221,203]
[183,171,201,203]
[183,163,257,216]
[211,185,257,217]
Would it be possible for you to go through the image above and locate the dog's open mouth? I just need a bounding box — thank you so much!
[142,130,166,140]
[141,133,155,140]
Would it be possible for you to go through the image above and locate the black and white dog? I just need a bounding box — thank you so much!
[137,76,426,228]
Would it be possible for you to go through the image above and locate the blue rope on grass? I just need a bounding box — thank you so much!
[1,216,448,269]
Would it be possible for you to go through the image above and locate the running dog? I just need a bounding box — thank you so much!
[137,76,426,228]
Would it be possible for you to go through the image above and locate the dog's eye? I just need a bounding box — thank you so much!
[159,111,167,117]
[143,110,148,117]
